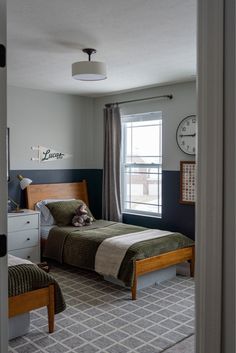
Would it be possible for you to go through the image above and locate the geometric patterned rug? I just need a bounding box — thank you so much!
[9,264,195,353]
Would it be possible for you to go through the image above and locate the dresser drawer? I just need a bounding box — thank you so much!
[9,246,40,263]
[8,214,39,232]
[8,229,39,251]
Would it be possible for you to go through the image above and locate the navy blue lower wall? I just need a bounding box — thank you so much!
[123,171,195,239]
[9,169,194,239]
[8,169,103,219]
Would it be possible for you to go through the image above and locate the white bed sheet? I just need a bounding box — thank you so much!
[41,225,54,240]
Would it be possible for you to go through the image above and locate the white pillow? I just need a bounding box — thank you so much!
[35,199,75,226]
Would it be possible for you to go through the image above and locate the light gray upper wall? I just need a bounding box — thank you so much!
[8,81,196,171]
[8,86,94,170]
[93,81,196,170]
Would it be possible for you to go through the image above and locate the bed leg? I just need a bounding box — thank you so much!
[131,262,137,300]
[47,285,55,333]
[189,246,195,277]
[131,282,137,300]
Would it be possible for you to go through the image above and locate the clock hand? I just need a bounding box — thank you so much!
[179,133,196,137]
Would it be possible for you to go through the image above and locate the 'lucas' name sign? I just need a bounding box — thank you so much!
[42,149,65,161]
[31,146,72,163]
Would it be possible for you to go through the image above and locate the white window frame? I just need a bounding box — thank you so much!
[121,111,162,218]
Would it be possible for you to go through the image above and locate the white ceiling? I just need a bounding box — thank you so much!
[7,0,196,96]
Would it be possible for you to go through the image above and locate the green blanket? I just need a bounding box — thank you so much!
[8,264,66,314]
[44,221,194,286]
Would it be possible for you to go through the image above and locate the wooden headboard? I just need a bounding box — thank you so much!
[26,180,89,210]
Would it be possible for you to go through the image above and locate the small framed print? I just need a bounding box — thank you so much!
[180,161,196,204]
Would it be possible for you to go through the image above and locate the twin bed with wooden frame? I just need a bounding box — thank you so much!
[26,180,195,300]
[8,251,66,336]
[9,284,55,333]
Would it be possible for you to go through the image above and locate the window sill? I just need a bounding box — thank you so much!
[122,212,162,219]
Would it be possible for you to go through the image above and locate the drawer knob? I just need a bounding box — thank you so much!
[27,256,30,259]
[26,221,30,224]
[26,238,30,241]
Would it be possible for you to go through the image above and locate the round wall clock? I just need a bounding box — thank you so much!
[176,115,197,155]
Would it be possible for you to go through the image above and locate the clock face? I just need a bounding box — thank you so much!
[176,115,197,155]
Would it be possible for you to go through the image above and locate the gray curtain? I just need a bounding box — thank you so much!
[102,105,122,222]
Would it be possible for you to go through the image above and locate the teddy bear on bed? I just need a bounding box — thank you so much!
[72,204,93,227]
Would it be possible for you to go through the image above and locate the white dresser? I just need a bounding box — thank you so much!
[8,209,40,263]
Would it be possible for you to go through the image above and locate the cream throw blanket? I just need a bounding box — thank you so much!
[95,229,174,278]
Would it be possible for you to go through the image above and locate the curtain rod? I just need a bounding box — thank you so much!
[105,94,173,108]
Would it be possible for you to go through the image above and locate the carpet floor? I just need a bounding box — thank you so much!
[163,335,194,353]
[9,264,195,353]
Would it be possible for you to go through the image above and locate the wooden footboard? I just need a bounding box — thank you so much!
[9,284,55,333]
[131,246,195,300]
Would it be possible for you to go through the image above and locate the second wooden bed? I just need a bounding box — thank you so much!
[8,257,66,335]
[9,284,55,333]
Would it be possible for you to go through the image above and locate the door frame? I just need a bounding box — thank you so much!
[0,0,8,350]
[196,0,236,352]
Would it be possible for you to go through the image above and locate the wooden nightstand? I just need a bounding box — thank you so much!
[8,209,40,263]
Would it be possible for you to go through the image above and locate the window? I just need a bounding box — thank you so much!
[121,111,162,217]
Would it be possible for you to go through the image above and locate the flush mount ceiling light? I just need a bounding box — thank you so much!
[72,48,107,81]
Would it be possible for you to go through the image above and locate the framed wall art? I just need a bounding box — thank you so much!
[180,161,196,204]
